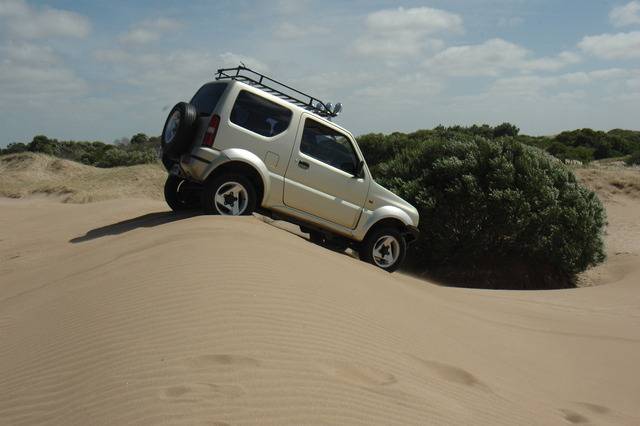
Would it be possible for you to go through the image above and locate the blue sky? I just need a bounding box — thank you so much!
[1,0,640,146]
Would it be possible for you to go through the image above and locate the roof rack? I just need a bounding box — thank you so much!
[215,65,338,118]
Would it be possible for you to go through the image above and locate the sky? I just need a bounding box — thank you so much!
[1,0,640,146]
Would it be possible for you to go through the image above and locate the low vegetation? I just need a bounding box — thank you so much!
[2,124,640,168]
[0,134,160,168]
[358,126,608,289]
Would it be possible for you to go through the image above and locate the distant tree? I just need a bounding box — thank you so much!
[626,150,640,166]
[493,122,520,138]
[130,133,149,145]
[2,142,28,154]
[28,135,61,156]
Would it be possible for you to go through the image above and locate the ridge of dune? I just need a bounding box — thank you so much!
[0,153,165,203]
[1,196,640,425]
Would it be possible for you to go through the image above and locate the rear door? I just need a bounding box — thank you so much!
[284,115,369,229]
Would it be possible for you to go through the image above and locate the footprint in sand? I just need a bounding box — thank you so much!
[406,354,490,391]
[320,360,397,387]
[186,354,260,369]
[576,402,611,415]
[560,408,590,424]
[161,383,245,402]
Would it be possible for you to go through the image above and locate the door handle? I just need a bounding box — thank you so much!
[298,160,310,170]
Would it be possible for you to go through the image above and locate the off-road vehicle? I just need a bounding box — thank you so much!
[160,66,419,272]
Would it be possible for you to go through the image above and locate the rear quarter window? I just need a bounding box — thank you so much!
[230,90,292,137]
[190,83,228,115]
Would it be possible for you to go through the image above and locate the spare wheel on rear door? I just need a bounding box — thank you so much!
[161,102,197,159]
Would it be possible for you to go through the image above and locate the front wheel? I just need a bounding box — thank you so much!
[359,227,407,272]
[164,175,201,211]
[201,174,257,216]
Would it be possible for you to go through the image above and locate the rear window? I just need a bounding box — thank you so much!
[230,90,292,137]
[190,83,228,115]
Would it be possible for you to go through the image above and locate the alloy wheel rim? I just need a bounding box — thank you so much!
[214,182,249,215]
[372,235,400,268]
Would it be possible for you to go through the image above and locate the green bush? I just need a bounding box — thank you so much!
[626,150,640,166]
[0,134,160,168]
[370,136,606,288]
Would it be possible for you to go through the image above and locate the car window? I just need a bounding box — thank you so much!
[300,118,359,174]
[190,83,227,115]
[230,90,292,137]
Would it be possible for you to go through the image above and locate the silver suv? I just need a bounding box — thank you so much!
[160,66,419,272]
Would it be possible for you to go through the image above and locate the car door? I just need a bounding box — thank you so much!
[283,114,369,229]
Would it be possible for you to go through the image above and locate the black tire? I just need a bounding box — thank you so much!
[164,175,201,211]
[359,227,407,272]
[308,230,325,245]
[161,153,175,172]
[161,102,197,158]
[201,174,257,216]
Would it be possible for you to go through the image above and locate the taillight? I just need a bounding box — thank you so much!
[201,114,220,147]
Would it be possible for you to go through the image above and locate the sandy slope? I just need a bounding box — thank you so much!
[0,153,165,203]
[1,194,639,425]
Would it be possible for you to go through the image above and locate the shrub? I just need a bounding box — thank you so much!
[627,150,640,166]
[0,134,160,167]
[493,122,520,138]
[373,136,606,288]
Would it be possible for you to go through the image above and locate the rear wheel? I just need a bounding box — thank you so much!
[201,174,257,216]
[164,175,201,211]
[359,227,406,272]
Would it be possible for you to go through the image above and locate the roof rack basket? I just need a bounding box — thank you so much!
[215,65,338,118]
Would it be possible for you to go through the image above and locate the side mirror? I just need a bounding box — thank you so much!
[353,160,365,178]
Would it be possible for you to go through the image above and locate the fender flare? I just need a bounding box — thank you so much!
[357,205,414,240]
[202,148,271,205]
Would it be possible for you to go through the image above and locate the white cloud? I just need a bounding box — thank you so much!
[488,68,639,97]
[274,22,329,40]
[0,41,87,103]
[578,31,640,59]
[0,0,90,39]
[522,51,581,72]
[353,6,462,59]
[119,18,182,45]
[366,7,463,34]
[425,39,524,76]
[95,49,269,92]
[354,72,444,102]
[424,39,581,76]
[610,1,640,27]
[353,35,444,59]
[628,77,640,89]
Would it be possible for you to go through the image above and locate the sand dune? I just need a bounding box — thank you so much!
[1,189,639,424]
[0,153,165,203]
[1,156,639,424]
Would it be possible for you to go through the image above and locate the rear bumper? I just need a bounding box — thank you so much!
[176,147,220,181]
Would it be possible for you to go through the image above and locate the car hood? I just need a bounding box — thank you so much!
[368,181,420,227]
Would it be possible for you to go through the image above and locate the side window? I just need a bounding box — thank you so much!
[230,90,292,137]
[300,119,359,174]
